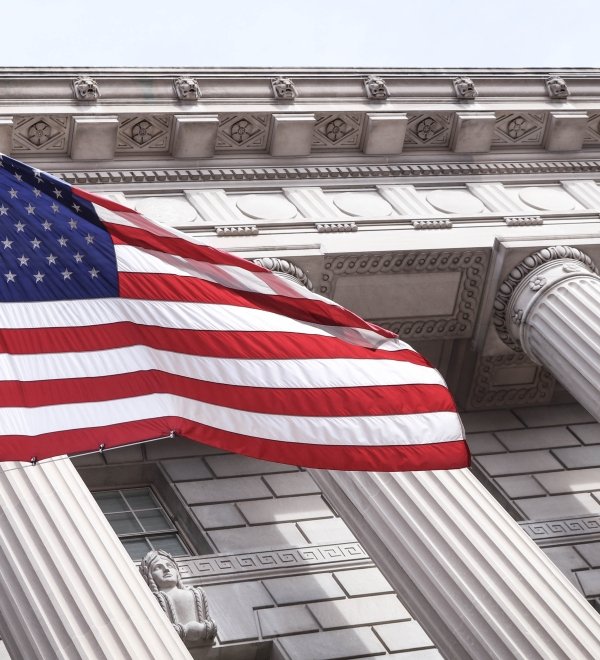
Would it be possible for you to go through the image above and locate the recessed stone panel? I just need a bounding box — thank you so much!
[332,271,461,319]
[426,189,485,215]
[331,192,393,217]
[320,249,488,340]
[134,196,199,226]
[518,186,577,211]
[235,194,298,220]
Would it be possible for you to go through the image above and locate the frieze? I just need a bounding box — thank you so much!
[216,114,270,151]
[493,112,547,146]
[174,542,370,585]
[312,112,364,150]
[584,112,600,145]
[320,249,489,340]
[405,112,454,148]
[521,515,600,545]
[116,115,172,152]
[54,159,600,186]
[13,116,70,154]
[467,352,555,410]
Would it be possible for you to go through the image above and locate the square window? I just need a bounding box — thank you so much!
[93,487,190,560]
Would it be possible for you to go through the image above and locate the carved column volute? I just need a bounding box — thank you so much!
[252,257,313,290]
[493,245,600,421]
[493,245,599,356]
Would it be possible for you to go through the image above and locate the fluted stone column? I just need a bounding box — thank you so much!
[310,466,600,660]
[265,254,600,659]
[0,458,191,660]
[494,245,600,420]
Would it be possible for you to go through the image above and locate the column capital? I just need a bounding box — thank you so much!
[252,257,313,290]
[493,245,598,352]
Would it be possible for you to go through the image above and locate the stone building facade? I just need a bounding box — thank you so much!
[0,68,600,659]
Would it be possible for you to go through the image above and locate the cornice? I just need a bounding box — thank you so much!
[3,68,600,99]
[54,159,600,186]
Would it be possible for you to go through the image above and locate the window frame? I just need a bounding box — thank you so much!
[92,485,193,561]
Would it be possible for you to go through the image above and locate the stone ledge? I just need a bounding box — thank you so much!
[176,542,372,585]
[521,514,600,545]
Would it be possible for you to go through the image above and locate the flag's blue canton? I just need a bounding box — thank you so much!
[0,155,118,302]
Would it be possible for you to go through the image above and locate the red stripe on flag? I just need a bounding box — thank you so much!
[0,324,429,365]
[0,373,455,416]
[119,272,399,340]
[0,417,469,471]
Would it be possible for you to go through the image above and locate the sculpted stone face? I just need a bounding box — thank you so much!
[150,557,178,590]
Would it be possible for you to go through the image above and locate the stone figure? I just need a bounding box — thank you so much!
[271,76,297,100]
[139,550,217,647]
[174,77,201,101]
[546,75,569,99]
[453,76,478,100]
[72,76,100,101]
[364,74,389,100]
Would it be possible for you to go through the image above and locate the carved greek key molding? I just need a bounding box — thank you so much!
[521,515,600,545]
[175,543,370,585]
[54,159,600,186]
[320,249,488,340]
[493,245,598,352]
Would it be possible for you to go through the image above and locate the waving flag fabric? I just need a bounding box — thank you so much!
[0,154,469,471]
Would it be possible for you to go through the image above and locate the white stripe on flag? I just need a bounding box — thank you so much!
[0,393,463,446]
[0,346,445,388]
[0,297,412,351]
[115,245,279,295]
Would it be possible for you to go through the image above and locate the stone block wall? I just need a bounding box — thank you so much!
[75,439,441,659]
[466,403,600,607]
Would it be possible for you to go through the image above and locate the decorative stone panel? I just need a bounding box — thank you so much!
[177,543,369,584]
[583,112,600,145]
[493,112,548,146]
[216,114,270,152]
[116,115,172,152]
[319,249,489,340]
[521,516,600,545]
[467,353,555,411]
[404,112,453,148]
[12,115,70,154]
[312,112,364,150]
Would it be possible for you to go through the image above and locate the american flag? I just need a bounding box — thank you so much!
[0,154,469,471]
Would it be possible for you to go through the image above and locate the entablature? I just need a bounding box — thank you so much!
[6,68,600,165]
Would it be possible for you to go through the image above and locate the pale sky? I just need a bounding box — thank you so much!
[7,0,599,68]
